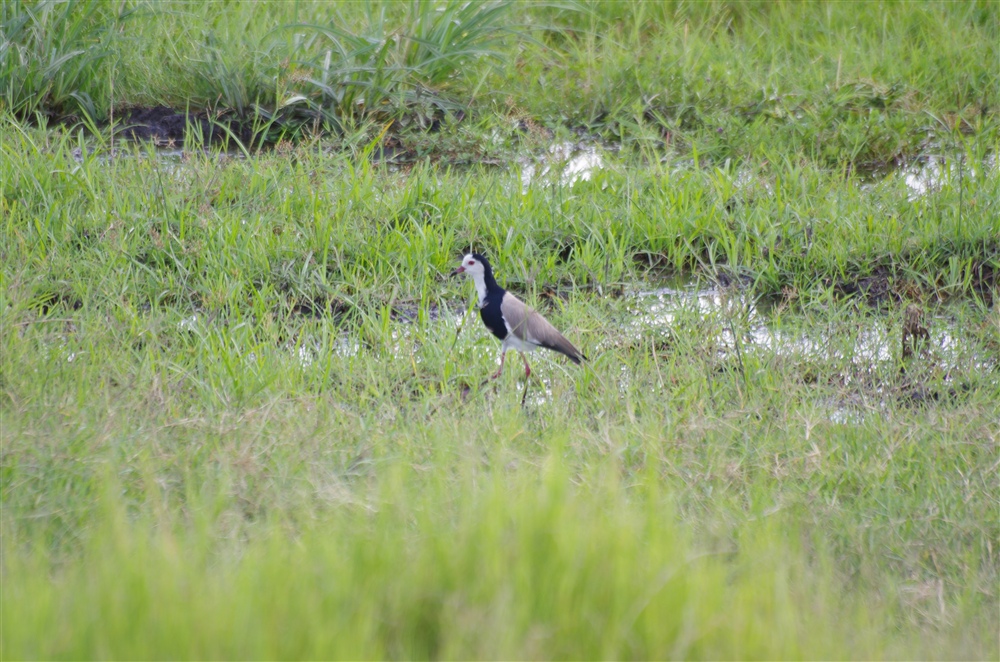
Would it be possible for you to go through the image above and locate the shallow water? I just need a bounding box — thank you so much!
[72,137,995,209]
[268,277,996,421]
[519,141,609,191]
[622,281,995,371]
[55,137,996,418]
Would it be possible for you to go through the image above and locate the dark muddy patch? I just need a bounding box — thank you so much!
[30,289,82,315]
[632,246,996,309]
[965,260,998,303]
[390,300,466,324]
[829,267,899,307]
[372,140,417,166]
[290,297,355,323]
[287,293,464,326]
[111,106,257,147]
[828,256,998,307]
[102,105,471,157]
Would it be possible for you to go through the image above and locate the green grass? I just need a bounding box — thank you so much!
[3,1,997,164]
[2,120,996,308]
[4,455,990,659]
[2,1,999,659]
[2,116,998,657]
[1,0,124,120]
[512,1,999,157]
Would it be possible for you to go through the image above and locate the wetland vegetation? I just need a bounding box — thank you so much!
[2,0,998,658]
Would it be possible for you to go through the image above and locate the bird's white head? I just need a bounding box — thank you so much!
[451,253,487,278]
[451,253,491,305]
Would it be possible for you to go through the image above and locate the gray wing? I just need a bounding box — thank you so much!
[501,293,586,364]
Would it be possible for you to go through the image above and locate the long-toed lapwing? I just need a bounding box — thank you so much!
[451,253,586,379]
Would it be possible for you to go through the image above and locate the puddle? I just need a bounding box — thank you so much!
[66,129,994,213]
[71,137,610,196]
[850,150,997,200]
[178,315,200,332]
[272,279,995,416]
[635,283,990,371]
[519,141,608,191]
[827,407,860,425]
[618,281,997,420]
[25,278,990,418]
[286,300,468,368]
[290,336,361,366]
[897,153,994,200]
[265,277,994,415]
[521,377,554,407]
[619,281,772,354]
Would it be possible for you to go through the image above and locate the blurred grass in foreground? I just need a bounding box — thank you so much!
[6,458,990,660]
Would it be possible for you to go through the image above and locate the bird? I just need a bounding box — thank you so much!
[450,253,587,380]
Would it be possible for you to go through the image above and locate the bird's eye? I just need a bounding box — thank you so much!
[467,260,474,265]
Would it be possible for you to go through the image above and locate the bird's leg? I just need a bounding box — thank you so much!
[519,352,531,379]
[490,350,507,380]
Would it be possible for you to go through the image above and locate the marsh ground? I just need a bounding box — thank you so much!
[2,1,998,658]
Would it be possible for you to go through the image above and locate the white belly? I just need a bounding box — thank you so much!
[502,326,536,353]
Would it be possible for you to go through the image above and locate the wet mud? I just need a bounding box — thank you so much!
[112,106,255,147]
[828,259,997,307]
[103,105,468,157]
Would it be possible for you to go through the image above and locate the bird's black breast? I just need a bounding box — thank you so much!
[479,292,508,341]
